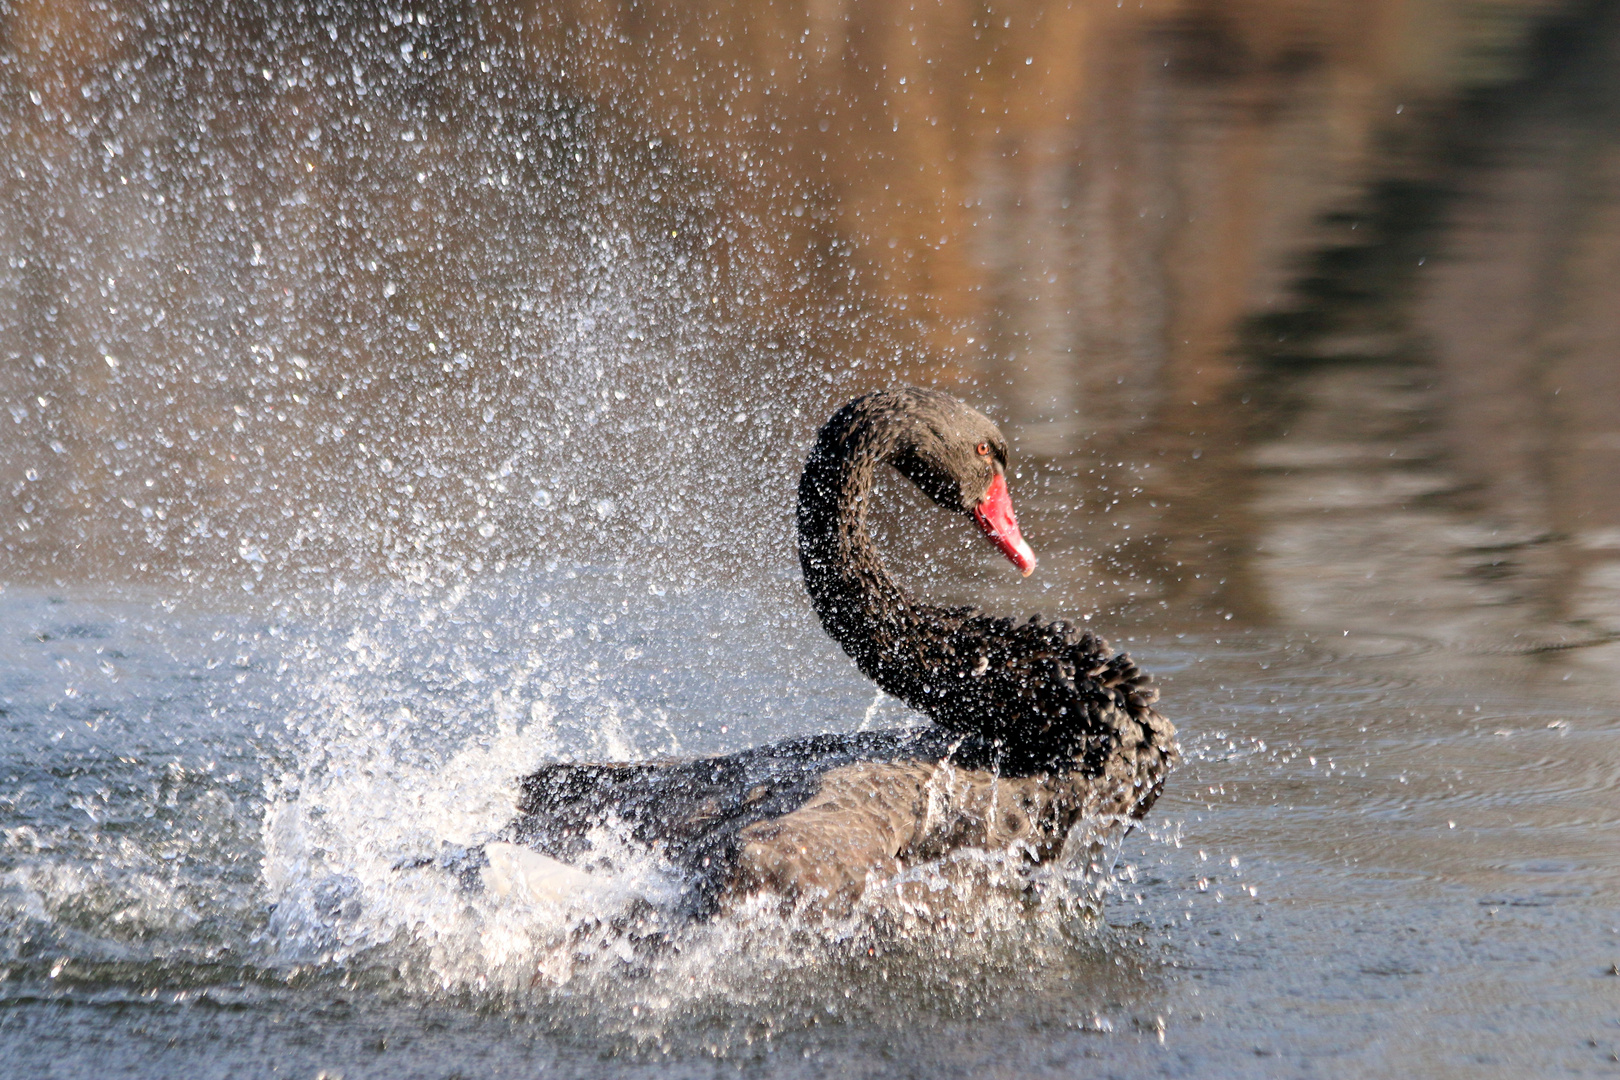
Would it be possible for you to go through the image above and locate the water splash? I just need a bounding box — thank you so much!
[253,568,1134,1006]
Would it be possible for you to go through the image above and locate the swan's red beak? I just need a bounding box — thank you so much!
[973,473,1037,577]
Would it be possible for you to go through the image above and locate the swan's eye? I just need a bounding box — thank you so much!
[976,442,991,457]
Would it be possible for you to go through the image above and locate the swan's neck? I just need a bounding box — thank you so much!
[797,418,957,705]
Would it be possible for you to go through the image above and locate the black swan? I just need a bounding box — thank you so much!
[473,389,1176,917]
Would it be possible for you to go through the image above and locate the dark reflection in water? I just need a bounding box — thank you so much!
[2,1,1620,1078]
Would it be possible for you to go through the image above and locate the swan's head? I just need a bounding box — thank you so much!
[885,390,1038,577]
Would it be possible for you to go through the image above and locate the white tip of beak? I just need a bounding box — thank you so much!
[1015,538,1037,576]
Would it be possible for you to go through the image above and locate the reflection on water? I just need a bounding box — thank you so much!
[1233,0,1620,666]
[3,0,1620,1077]
[4,0,1617,661]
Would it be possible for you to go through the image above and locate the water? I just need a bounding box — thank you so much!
[3,583,1615,1076]
[4,0,1620,1076]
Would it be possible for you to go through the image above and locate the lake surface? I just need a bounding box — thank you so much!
[2,577,1616,1078]
[3,0,1620,1076]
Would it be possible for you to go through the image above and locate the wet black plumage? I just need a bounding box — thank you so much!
[796,388,1170,775]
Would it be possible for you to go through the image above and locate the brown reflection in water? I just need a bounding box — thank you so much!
[516,0,1526,437]
[1420,0,1620,654]
[1235,2,1620,669]
[2,0,1615,665]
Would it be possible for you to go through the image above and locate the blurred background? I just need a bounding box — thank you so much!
[4,0,1619,665]
[4,4,1620,1076]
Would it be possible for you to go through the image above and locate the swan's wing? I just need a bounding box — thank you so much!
[502,728,958,861]
[936,616,1176,784]
[1050,626,1177,813]
[481,841,595,904]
